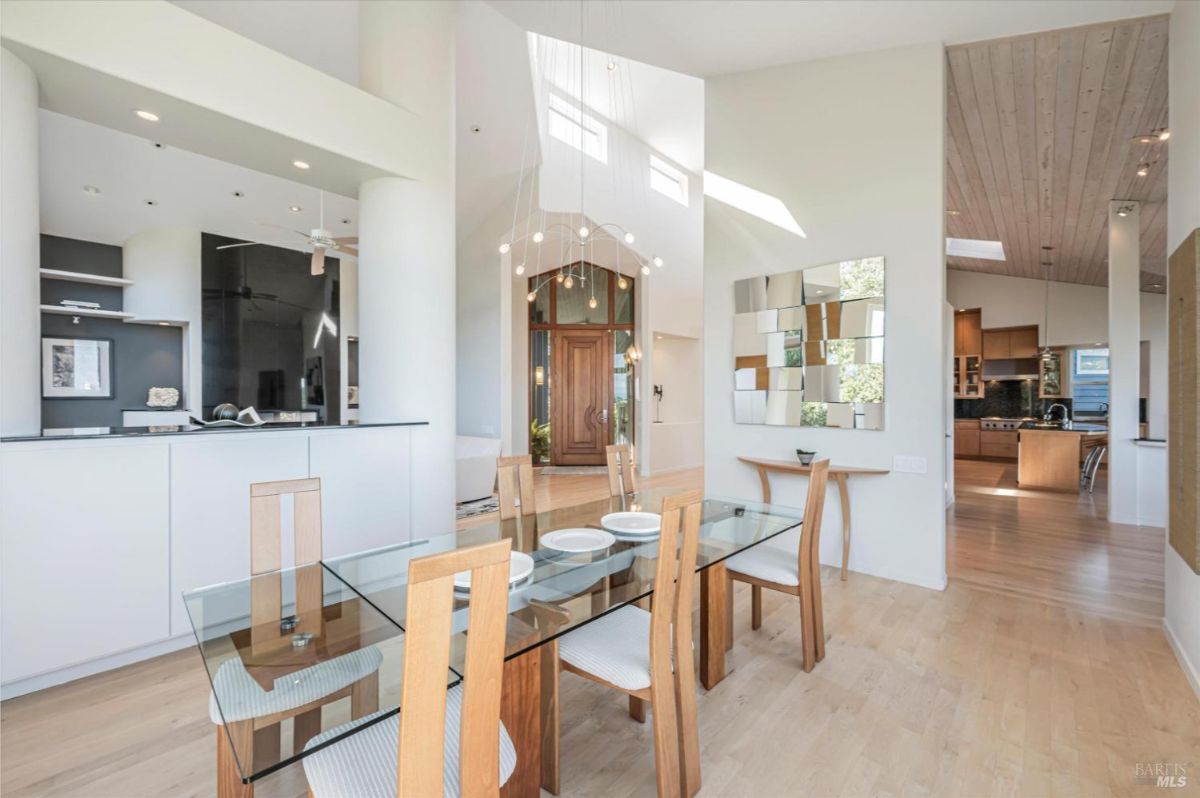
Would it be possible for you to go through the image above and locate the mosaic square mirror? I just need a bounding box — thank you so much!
[733,256,885,429]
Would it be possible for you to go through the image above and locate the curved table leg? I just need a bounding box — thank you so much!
[835,473,851,581]
[756,466,772,504]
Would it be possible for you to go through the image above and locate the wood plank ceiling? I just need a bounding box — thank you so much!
[945,15,1169,293]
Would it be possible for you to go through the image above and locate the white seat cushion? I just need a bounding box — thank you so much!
[558,605,652,691]
[725,533,801,587]
[208,646,383,724]
[302,684,517,798]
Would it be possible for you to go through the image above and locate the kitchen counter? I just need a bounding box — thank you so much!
[1018,421,1107,432]
[0,420,426,443]
[1017,426,1106,491]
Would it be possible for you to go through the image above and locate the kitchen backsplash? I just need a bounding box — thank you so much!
[955,381,1073,419]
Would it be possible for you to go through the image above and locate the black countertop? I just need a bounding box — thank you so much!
[1,421,427,443]
[1017,421,1108,432]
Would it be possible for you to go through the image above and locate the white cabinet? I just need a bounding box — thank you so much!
[1,443,170,682]
[122,409,192,427]
[309,426,413,557]
[169,434,308,635]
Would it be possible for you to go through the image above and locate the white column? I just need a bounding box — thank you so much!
[0,49,41,436]
[1108,201,1140,524]
[358,1,456,533]
[123,228,203,413]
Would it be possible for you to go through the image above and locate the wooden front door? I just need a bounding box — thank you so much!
[551,330,611,465]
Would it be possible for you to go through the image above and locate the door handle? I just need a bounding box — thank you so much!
[599,408,609,424]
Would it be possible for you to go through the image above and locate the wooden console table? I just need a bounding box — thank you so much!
[738,457,889,580]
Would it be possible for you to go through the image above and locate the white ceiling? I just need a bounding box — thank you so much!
[168,0,360,86]
[39,110,358,252]
[487,0,1176,77]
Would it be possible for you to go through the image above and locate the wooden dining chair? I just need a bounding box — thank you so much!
[302,539,518,798]
[496,454,536,520]
[212,478,383,798]
[724,459,830,673]
[605,444,637,496]
[553,490,704,798]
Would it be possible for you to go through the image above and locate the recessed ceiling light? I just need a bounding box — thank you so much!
[292,160,310,170]
[1136,163,1150,177]
[289,205,302,212]
[946,237,1005,261]
[134,109,159,122]
[1158,129,1171,141]
[82,185,101,195]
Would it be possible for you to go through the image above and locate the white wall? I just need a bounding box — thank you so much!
[0,48,41,436]
[1164,0,1200,700]
[947,269,1168,437]
[705,42,947,590]
[648,336,703,473]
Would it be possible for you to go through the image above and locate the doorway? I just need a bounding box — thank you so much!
[529,262,635,465]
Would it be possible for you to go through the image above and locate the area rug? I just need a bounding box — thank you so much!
[456,495,499,520]
[538,466,607,475]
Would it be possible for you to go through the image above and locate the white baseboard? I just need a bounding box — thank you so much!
[1163,617,1200,702]
[1,635,195,700]
[647,462,704,476]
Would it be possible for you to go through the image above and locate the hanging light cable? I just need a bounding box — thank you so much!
[1040,246,1054,361]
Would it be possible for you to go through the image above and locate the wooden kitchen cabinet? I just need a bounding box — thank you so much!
[982,330,1011,359]
[954,309,982,356]
[1009,327,1040,358]
[982,326,1039,360]
[980,430,1019,459]
[954,419,981,456]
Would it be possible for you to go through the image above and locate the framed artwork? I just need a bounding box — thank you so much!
[41,337,113,399]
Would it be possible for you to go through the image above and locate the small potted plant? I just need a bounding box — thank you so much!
[795,449,817,466]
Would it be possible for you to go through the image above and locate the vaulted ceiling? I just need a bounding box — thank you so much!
[945,15,1170,292]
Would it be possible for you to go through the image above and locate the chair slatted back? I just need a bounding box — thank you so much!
[249,478,324,645]
[646,489,703,796]
[396,539,512,798]
[496,455,536,521]
[796,460,830,580]
[605,444,637,497]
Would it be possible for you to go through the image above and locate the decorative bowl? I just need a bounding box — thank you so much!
[795,449,817,466]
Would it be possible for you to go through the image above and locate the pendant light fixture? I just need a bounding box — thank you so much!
[1040,246,1054,362]
[497,0,664,302]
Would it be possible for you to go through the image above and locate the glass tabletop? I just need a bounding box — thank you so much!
[324,488,804,666]
[184,488,802,783]
[184,561,455,783]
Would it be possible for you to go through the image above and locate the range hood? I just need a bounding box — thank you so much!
[982,358,1040,381]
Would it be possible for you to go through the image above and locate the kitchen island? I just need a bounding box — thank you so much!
[1016,422,1107,492]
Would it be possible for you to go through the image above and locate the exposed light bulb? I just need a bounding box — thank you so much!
[652,256,664,267]
[556,272,565,283]
[588,296,598,309]
[563,275,575,289]
[578,226,590,238]
[514,264,525,276]
[1158,129,1171,141]
[617,276,628,290]
[607,61,616,71]
[624,232,635,244]
[527,291,537,303]
[641,265,651,275]
[499,242,510,254]
[532,231,544,244]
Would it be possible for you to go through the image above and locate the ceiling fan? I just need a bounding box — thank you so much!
[215,191,357,276]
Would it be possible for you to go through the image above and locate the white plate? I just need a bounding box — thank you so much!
[453,550,534,591]
[540,527,616,554]
[600,511,662,536]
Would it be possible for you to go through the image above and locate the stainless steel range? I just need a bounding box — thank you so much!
[980,416,1036,431]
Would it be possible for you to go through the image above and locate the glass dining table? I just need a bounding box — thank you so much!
[185,487,804,797]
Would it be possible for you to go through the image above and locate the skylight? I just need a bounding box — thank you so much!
[547,93,607,164]
[703,171,805,237]
[945,237,1005,261]
[649,154,689,206]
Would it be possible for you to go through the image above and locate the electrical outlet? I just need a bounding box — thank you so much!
[893,455,927,474]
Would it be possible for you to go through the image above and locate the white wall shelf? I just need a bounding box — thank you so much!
[39,268,134,288]
[39,304,135,320]
[123,318,187,327]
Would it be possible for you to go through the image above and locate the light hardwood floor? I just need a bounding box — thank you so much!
[3,463,1197,798]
